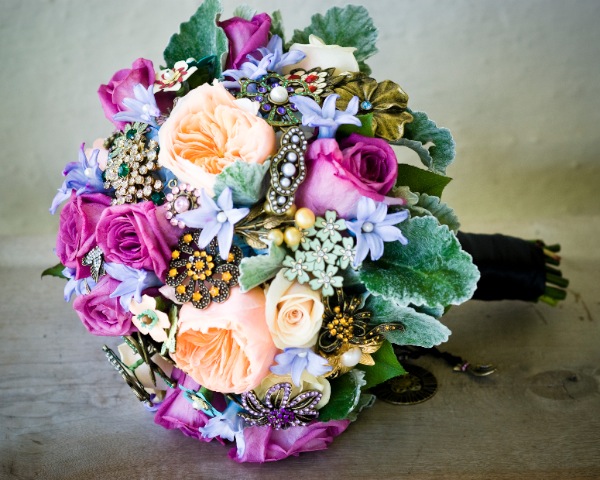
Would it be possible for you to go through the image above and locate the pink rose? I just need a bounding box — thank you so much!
[229,420,351,463]
[154,368,226,442]
[171,287,278,394]
[98,58,155,129]
[56,192,111,279]
[295,134,402,219]
[95,202,179,280]
[73,275,134,336]
[219,13,272,69]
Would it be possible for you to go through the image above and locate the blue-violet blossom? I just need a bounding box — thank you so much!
[221,35,305,89]
[50,144,106,214]
[103,262,162,311]
[176,187,249,260]
[346,196,409,266]
[113,83,161,128]
[270,348,332,386]
[62,267,96,302]
[199,401,246,457]
[290,93,361,138]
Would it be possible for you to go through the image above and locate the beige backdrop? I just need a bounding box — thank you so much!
[2,0,599,235]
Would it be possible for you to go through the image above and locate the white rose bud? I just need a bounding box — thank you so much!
[265,270,325,349]
[283,35,360,76]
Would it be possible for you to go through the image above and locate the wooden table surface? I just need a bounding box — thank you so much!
[1,224,599,479]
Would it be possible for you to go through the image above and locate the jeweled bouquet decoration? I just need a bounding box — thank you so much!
[47,1,482,462]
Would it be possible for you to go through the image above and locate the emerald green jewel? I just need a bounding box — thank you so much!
[126,128,136,140]
[118,163,130,177]
[150,191,165,206]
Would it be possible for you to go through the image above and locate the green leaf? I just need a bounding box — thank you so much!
[337,113,374,138]
[232,5,256,20]
[346,393,376,422]
[289,5,378,74]
[270,10,285,43]
[357,341,405,389]
[410,193,461,233]
[395,163,452,198]
[359,216,480,309]
[365,296,451,348]
[402,110,456,175]
[213,160,270,206]
[185,55,218,90]
[238,243,287,291]
[163,0,228,77]
[41,263,66,279]
[318,369,365,421]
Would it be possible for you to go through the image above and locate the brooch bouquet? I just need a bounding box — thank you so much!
[47,1,485,462]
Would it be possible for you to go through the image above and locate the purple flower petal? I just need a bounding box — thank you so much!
[217,221,235,259]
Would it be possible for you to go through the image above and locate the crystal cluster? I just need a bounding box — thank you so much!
[104,122,163,205]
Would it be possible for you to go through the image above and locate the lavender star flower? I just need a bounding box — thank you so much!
[62,267,96,302]
[176,187,249,260]
[199,401,246,457]
[270,348,332,386]
[290,93,361,138]
[221,35,305,90]
[113,83,160,128]
[103,262,162,311]
[346,196,409,267]
[50,144,106,214]
[253,35,305,74]
[221,54,273,90]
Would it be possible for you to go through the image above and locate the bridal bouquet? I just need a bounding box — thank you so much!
[46,1,483,462]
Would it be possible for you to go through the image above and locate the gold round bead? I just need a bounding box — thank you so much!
[283,226,302,248]
[294,207,316,229]
[267,228,284,246]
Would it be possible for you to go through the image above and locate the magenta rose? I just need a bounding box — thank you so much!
[154,368,227,442]
[229,420,351,463]
[219,13,271,69]
[95,202,179,280]
[98,58,155,129]
[56,192,111,279]
[73,275,134,336]
[295,134,401,219]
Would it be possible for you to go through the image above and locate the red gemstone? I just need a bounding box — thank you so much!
[305,74,318,83]
[308,85,317,92]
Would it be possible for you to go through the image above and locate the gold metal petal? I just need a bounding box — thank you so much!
[359,352,375,366]
[372,80,409,110]
[372,110,414,141]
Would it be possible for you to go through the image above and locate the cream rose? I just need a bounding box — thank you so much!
[283,35,360,76]
[171,287,278,394]
[265,270,325,349]
[158,81,276,195]
[255,372,331,410]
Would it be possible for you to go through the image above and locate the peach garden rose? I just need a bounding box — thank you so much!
[171,287,278,394]
[158,81,276,195]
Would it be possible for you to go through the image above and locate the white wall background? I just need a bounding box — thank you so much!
[2,0,599,236]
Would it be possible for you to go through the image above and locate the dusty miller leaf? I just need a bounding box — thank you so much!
[402,110,456,175]
[410,193,460,233]
[365,296,451,348]
[214,160,270,206]
[163,0,228,77]
[359,216,480,309]
[270,10,285,43]
[289,5,378,74]
[238,243,287,291]
[232,5,256,20]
